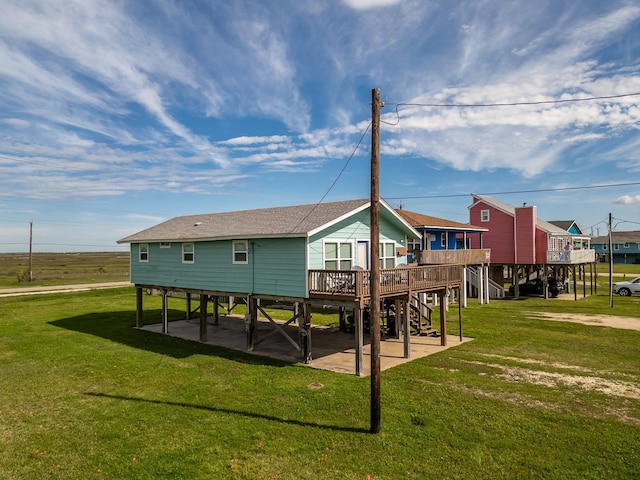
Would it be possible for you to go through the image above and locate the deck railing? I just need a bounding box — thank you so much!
[308,264,463,300]
[546,249,596,264]
[418,248,490,265]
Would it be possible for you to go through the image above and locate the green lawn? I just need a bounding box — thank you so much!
[0,252,130,288]
[1,288,639,479]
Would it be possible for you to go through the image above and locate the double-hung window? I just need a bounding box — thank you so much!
[139,244,149,262]
[481,209,490,222]
[324,241,352,270]
[233,240,249,264]
[379,242,395,268]
[182,243,194,263]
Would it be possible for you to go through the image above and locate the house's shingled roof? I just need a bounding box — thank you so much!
[118,199,372,243]
[395,208,487,232]
[549,220,575,231]
[591,230,640,244]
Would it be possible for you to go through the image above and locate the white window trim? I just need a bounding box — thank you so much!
[613,244,620,250]
[323,240,354,270]
[480,209,490,222]
[139,243,149,262]
[182,243,195,264]
[233,240,249,264]
[379,241,396,269]
[407,238,421,251]
[440,233,447,248]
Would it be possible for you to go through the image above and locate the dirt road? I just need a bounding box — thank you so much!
[0,281,131,297]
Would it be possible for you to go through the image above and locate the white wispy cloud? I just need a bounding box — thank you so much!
[1,0,639,252]
[342,0,402,10]
[614,195,640,205]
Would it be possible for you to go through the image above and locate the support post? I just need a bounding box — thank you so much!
[228,296,235,314]
[301,303,312,364]
[484,265,490,304]
[458,287,463,341]
[247,296,257,351]
[355,307,363,377]
[403,296,410,359]
[135,286,144,328]
[478,265,484,304]
[572,265,577,301]
[213,296,219,325]
[439,289,447,346]
[393,299,401,338]
[462,267,468,308]
[162,290,168,334]
[186,292,191,320]
[199,294,208,342]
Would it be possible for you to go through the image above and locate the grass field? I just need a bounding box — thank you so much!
[0,252,130,288]
[1,285,639,479]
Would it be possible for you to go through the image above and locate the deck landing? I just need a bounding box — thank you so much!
[140,315,472,376]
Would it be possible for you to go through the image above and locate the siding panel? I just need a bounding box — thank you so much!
[130,238,307,297]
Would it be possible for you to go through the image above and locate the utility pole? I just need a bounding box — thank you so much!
[370,87,381,434]
[608,213,613,308]
[29,221,33,282]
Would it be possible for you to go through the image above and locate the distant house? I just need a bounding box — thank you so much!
[394,208,488,262]
[118,198,464,372]
[467,194,596,297]
[590,231,640,264]
[395,208,493,303]
[549,220,584,235]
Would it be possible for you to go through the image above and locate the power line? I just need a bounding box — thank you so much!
[382,92,640,126]
[276,121,372,240]
[384,181,640,200]
[390,92,640,109]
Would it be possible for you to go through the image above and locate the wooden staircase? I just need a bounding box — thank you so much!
[381,293,436,337]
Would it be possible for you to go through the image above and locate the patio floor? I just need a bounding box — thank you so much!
[140,314,473,376]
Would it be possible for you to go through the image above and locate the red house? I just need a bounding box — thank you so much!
[468,194,595,295]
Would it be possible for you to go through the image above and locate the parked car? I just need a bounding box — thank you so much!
[509,278,564,298]
[612,276,640,296]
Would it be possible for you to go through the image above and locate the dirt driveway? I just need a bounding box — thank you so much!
[526,312,640,331]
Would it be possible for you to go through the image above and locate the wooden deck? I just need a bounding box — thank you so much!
[546,249,596,265]
[308,264,463,302]
[418,248,490,265]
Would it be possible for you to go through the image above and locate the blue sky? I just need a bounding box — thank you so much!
[1,0,640,252]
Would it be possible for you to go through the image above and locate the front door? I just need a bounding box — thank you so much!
[356,241,369,269]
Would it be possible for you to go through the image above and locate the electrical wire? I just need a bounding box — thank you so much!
[277,121,372,240]
[384,181,640,200]
[381,92,640,126]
